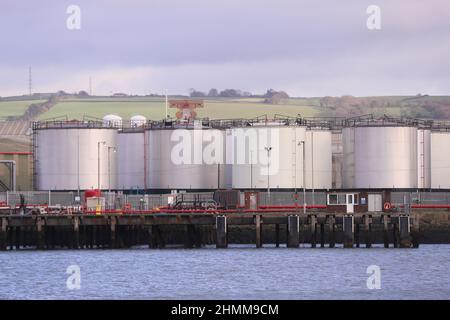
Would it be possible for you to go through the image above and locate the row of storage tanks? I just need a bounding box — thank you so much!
[32,115,450,191]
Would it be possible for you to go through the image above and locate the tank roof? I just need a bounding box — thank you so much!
[32,119,112,130]
[343,115,432,128]
[32,114,450,131]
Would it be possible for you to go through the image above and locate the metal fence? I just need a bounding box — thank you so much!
[391,192,450,205]
[259,191,327,206]
[0,191,209,210]
[3,190,450,209]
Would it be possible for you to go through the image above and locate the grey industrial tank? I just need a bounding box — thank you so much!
[431,131,450,189]
[117,129,146,190]
[33,121,118,190]
[342,125,418,189]
[305,128,332,190]
[226,122,332,190]
[146,121,226,190]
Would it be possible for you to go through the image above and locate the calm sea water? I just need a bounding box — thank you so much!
[0,244,449,300]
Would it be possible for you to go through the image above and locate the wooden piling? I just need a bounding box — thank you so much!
[88,225,94,249]
[355,223,360,248]
[185,225,195,248]
[83,226,88,249]
[383,215,389,248]
[364,215,372,248]
[36,217,45,250]
[393,218,399,248]
[343,215,354,248]
[11,225,16,250]
[150,225,159,248]
[73,217,79,249]
[310,215,317,248]
[275,224,280,248]
[287,215,299,248]
[147,225,154,248]
[110,216,116,249]
[0,212,421,250]
[0,217,7,251]
[411,213,420,248]
[194,226,202,248]
[153,225,165,248]
[255,215,262,248]
[320,223,325,248]
[47,226,55,249]
[328,216,335,248]
[15,227,21,250]
[399,215,412,248]
[216,215,227,248]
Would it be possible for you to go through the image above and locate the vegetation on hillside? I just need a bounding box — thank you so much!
[316,95,450,119]
[1,91,450,121]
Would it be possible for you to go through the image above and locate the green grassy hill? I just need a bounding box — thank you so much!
[0,100,45,120]
[1,95,450,122]
[36,97,322,120]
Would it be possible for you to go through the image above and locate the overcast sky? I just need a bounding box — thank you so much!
[1,0,449,97]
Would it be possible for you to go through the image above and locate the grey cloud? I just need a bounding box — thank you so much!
[0,0,449,96]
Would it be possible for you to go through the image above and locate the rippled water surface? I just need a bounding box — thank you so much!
[0,244,449,300]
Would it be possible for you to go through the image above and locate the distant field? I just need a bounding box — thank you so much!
[38,97,323,120]
[0,100,45,119]
[0,95,446,122]
[0,137,30,152]
[198,100,320,119]
[38,100,168,120]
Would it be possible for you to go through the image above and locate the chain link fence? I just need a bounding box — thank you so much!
[391,192,450,206]
[259,192,327,206]
[3,190,450,209]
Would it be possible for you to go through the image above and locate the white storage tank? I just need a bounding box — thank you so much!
[130,115,146,127]
[227,125,307,189]
[226,123,333,190]
[331,130,343,189]
[342,127,355,189]
[431,131,450,189]
[146,124,227,190]
[342,125,418,189]
[117,130,146,190]
[305,128,333,190]
[103,114,122,127]
[33,122,118,190]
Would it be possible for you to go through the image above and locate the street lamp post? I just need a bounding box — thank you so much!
[217,163,220,189]
[294,141,298,212]
[77,132,80,196]
[107,146,116,193]
[97,141,106,204]
[250,150,254,189]
[264,146,272,204]
[298,141,306,215]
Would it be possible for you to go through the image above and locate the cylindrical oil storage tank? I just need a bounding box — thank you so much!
[227,124,311,189]
[342,125,418,189]
[117,129,146,190]
[33,121,118,190]
[417,129,431,189]
[103,114,122,127]
[305,128,332,189]
[146,121,227,190]
[130,115,146,127]
[430,131,450,189]
[331,130,343,189]
[341,127,355,189]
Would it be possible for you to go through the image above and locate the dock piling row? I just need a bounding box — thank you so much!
[0,213,419,250]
